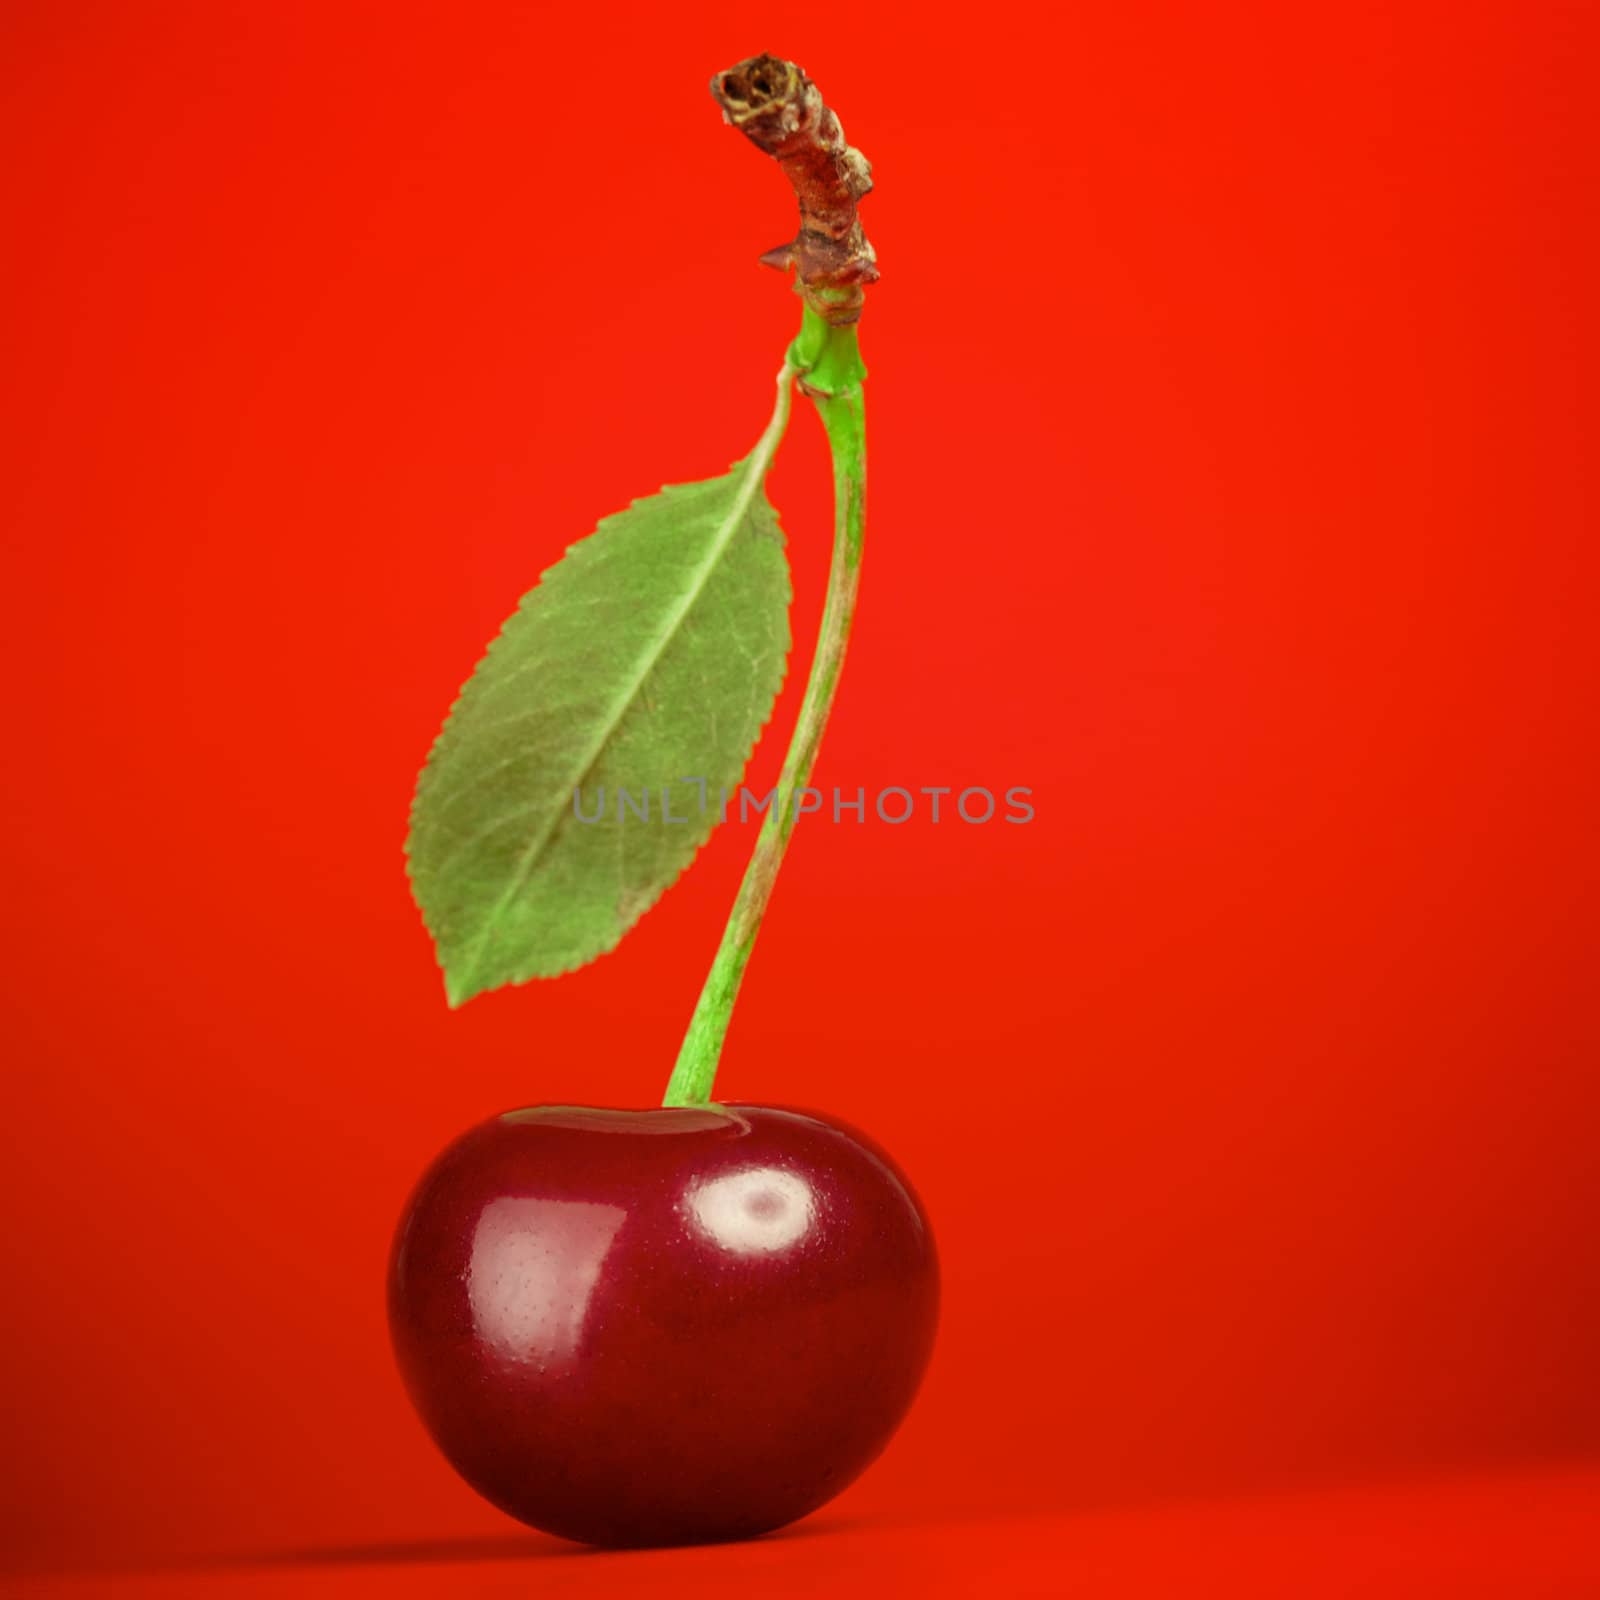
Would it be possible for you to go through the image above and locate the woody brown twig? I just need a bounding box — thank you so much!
[710,54,878,326]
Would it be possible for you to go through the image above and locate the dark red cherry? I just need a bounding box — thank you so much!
[387,1102,938,1548]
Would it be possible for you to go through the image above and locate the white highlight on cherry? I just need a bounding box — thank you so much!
[685,1166,815,1255]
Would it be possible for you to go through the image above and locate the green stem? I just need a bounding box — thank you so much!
[662,311,868,1106]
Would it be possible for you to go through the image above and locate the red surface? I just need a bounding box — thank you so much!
[1,0,1595,1592]
[5,1469,1599,1598]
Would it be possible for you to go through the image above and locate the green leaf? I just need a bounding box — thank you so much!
[407,428,793,1006]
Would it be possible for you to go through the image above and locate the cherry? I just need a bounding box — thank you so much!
[388,1102,938,1548]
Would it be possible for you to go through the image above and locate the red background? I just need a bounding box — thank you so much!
[2,1,1596,1593]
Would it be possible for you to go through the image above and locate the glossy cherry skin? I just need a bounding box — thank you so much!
[387,1102,938,1548]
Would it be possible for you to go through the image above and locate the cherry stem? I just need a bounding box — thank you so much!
[662,310,867,1106]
